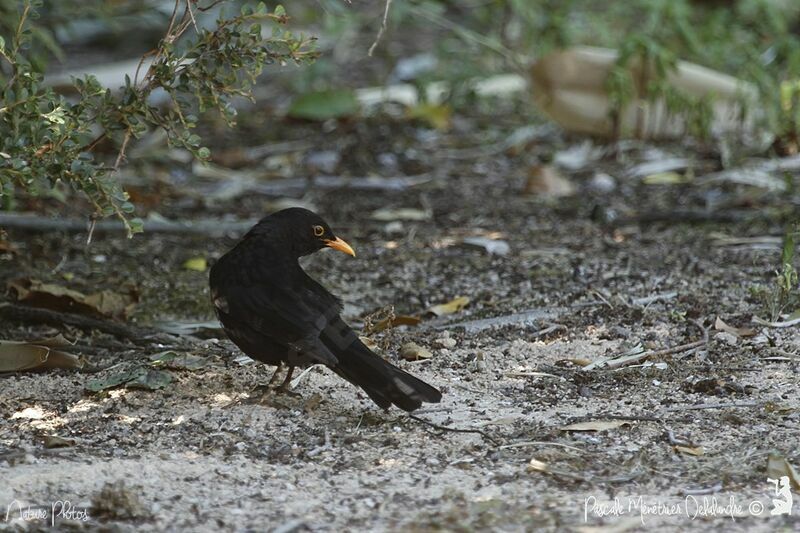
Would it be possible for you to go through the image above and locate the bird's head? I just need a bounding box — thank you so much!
[254,207,356,258]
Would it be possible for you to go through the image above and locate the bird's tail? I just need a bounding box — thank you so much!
[333,339,442,412]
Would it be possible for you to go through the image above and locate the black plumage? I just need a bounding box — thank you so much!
[209,208,442,412]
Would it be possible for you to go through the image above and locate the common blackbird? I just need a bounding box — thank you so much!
[209,208,442,411]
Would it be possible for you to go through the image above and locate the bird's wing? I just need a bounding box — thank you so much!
[215,269,343,367]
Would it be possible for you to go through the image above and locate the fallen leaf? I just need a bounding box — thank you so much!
[407,102,452,130]
[461,237,510,256]
[674,445,704,456]
[767,453,800,490]
[426,296,470,317]
[564,358,592,367]
[0,341,84,373]
[288,89,360,121]
[86,367,172,392]
[371,315,421,333]
[183,257,207,272]
[400,342,432,361]
[714,317,756,338]
[43,435,76,449]
[559,420,631,432]
[8,278,138,320]
[525,164,576,197]
[149,351,208,371]
[370,207,431,221]
[0,239,17,254]
[642,171,691,185]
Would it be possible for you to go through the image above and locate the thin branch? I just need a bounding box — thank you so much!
[408,414,501,445]
[0,303,156,342]
[662,401,759,413]
[368,0,393,57]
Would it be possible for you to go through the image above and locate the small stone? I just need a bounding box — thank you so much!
[715,331,738,346]
[588,172,617,193]
[433,337,457,349]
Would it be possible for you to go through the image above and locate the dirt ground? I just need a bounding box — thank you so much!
[2,95,800,532]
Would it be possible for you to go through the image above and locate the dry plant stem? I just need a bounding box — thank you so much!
[368,0,393,57]
[0,303,155,342]
[663,401,759,413]
[499,441,586,453]
[597,340,704,370]
[0,213,259,234]
[752,316,800,328]
[407,414,501,446]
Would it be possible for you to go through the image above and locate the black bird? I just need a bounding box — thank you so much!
[209,208,442,412]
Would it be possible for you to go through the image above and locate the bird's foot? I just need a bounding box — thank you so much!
[273,366,301,397]
[274,385,302,398]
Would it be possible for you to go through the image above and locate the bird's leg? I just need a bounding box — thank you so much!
[249,363,283,397]
[275,366,298,395]
[266,364,284,386]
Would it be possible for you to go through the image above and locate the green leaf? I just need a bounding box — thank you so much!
[287,89,360,121]
[85,367,173,392]
[126,369,173,390]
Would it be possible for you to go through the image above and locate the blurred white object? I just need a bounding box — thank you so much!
[530,46,759,140]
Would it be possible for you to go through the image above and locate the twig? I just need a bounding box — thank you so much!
[408,414,501,445]
[681,483,723,496]
[499,441,585,453]
[0,303,157,342]
[531,323,567,338]
[368,0,393,57]
[662,401,758,413]
[752,315,800,328]
[583,340,703,371]
[0,213,259,235]
[632,291,678,307]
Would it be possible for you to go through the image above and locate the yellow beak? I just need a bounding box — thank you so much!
[324,236,356,257]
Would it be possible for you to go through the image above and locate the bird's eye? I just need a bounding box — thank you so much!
[313,225,325,237]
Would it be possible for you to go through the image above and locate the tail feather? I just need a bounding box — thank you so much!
[333,340,442,412]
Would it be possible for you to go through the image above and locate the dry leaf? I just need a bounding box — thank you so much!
[642,171,691,185]
[0,341,84,373]
[674,445,704,456]
[406,102,452,130]
[183,257,207,272]
[426,296,470,317]
[559,420,631,432]
[371,315,421,333]
[0,239,18,254]
[564,358,592,367]
[524,164,576,197]
[8,278,138,320]
[714,317,756,338]
[43,435,76,449]
[400,342,432,361]
[359,336,379,351]
[767,453,800,490]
